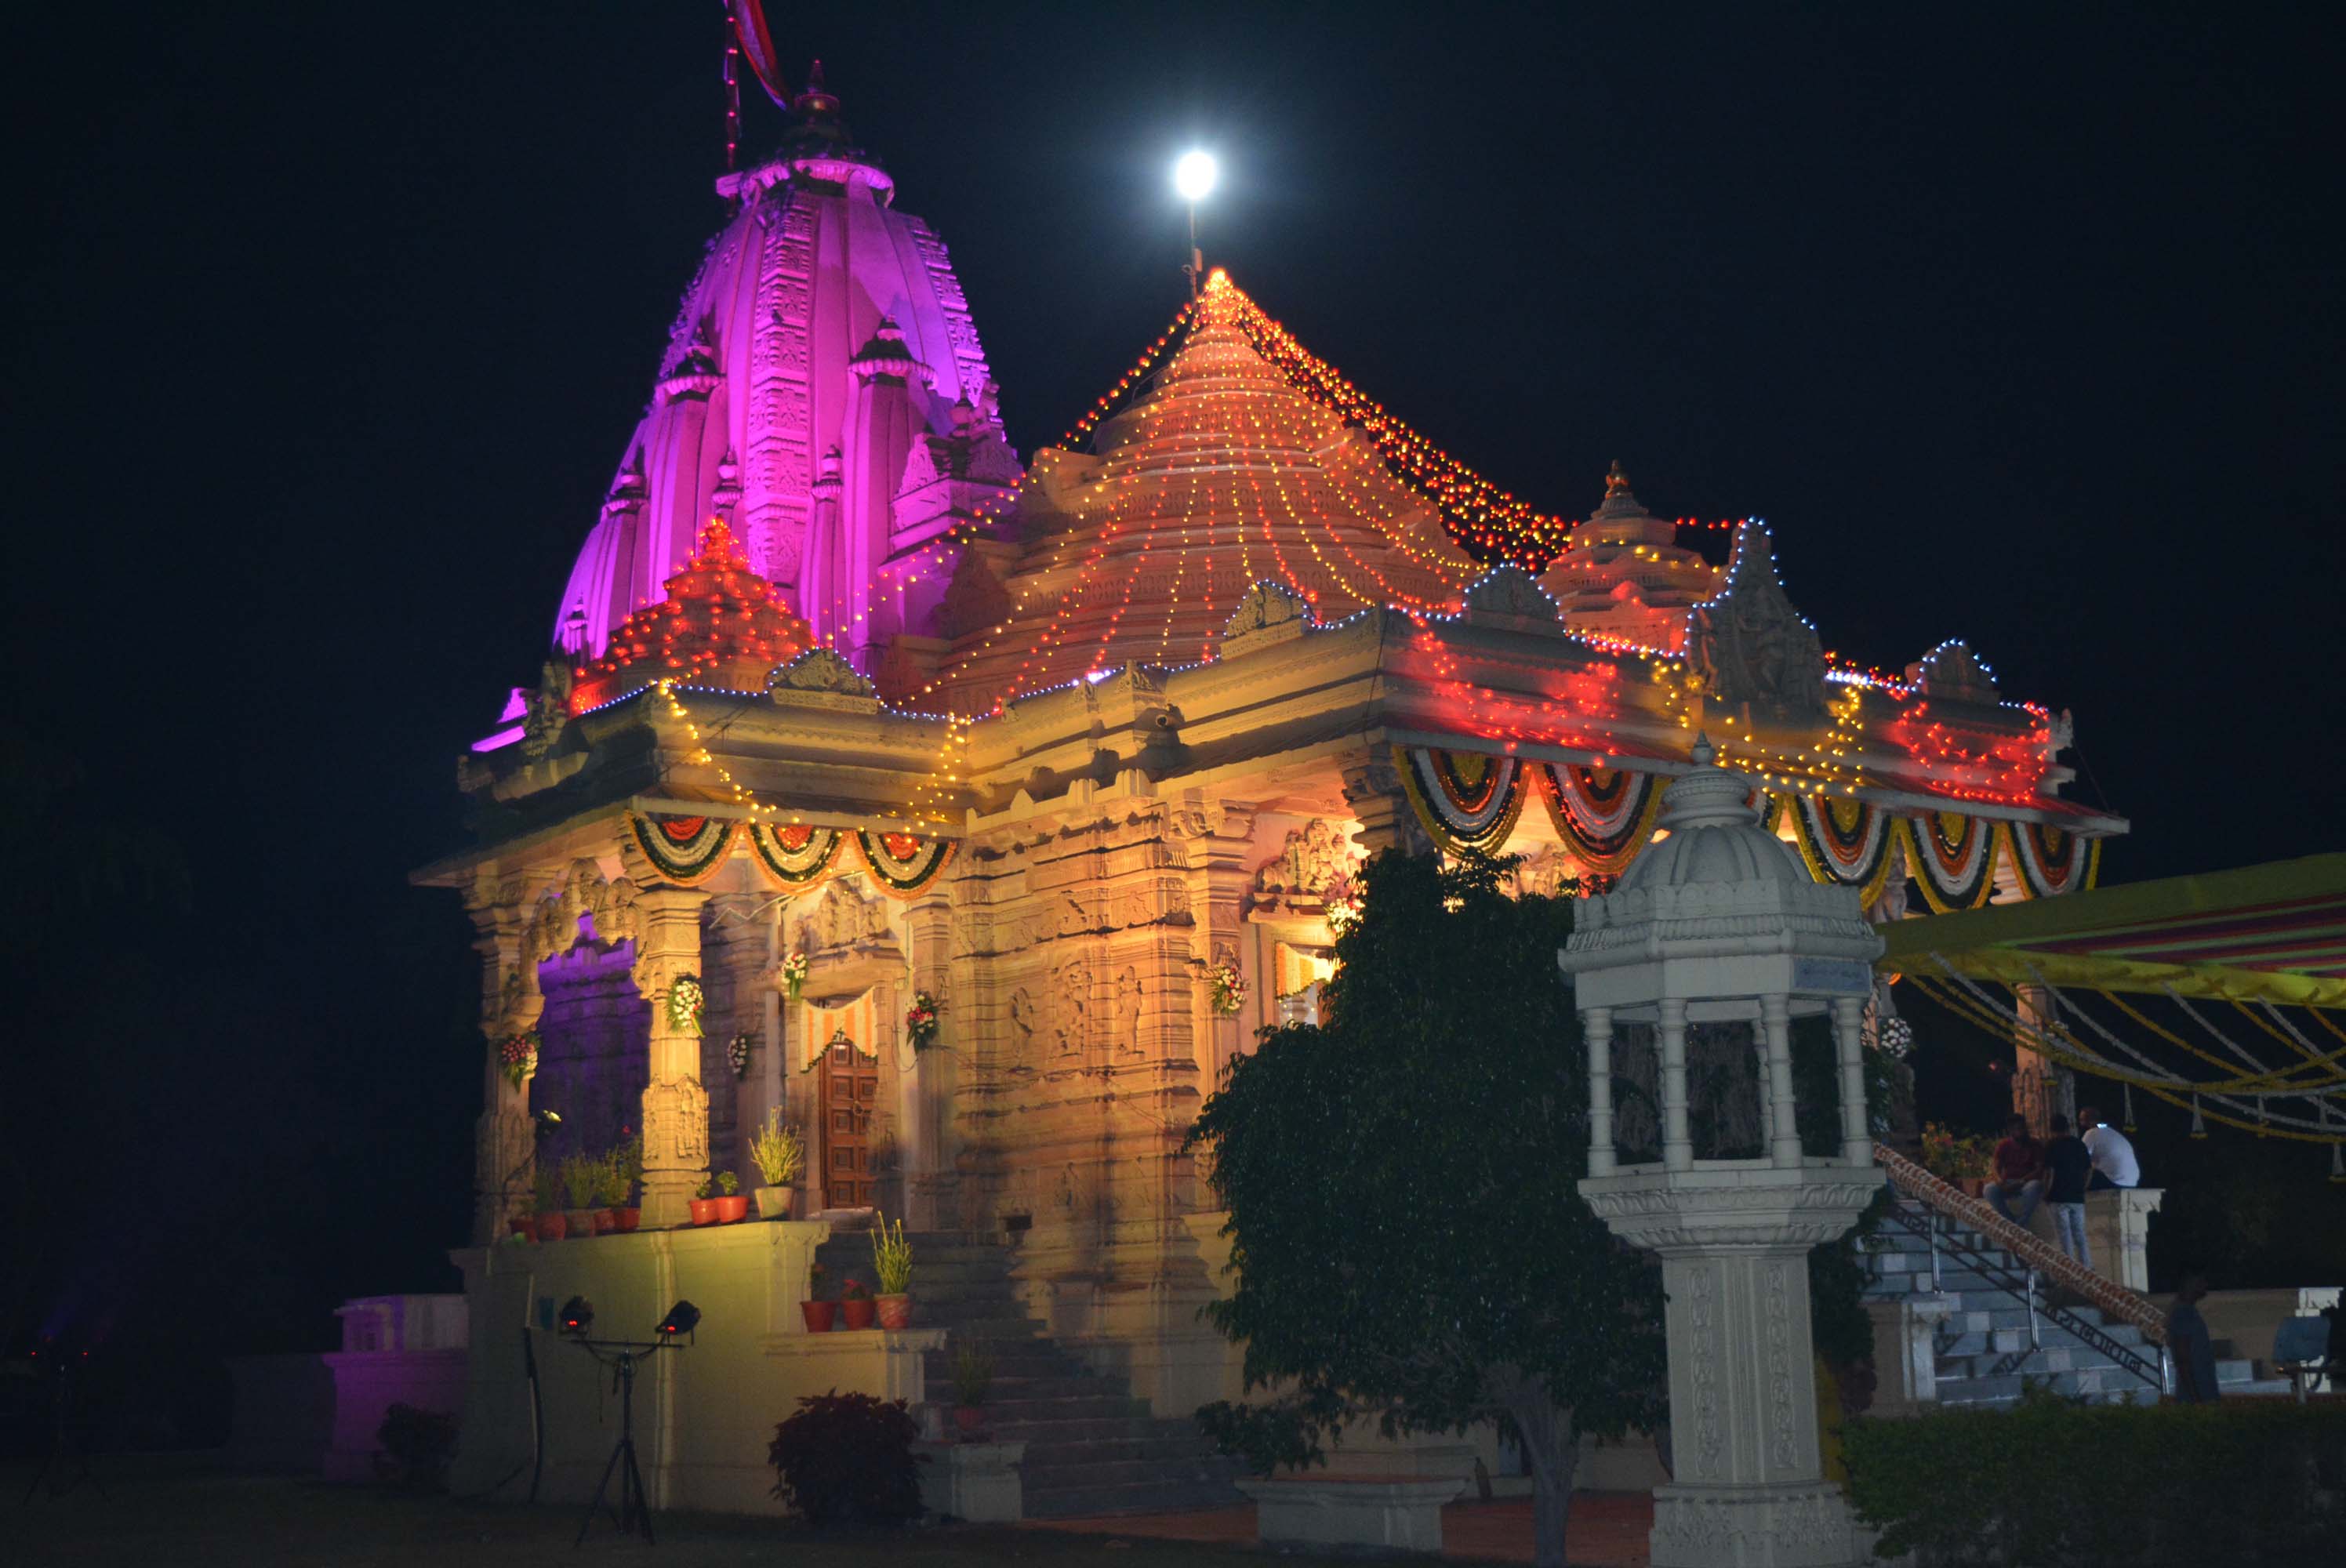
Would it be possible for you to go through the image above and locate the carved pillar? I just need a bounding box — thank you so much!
[631,884,711,1228]
[466,881,543,1246]
[905,887,955,1229]
[1832,995,1871,1165]
[1761,993,1801,1165]
[1585,1006,1618,1175]
[2012,983,2055,1138]
[1658,998,1693,1173]
[1172,795,1255,1094]
[1339,757,1433,858]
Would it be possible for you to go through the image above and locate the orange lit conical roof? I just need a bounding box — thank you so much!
[928,274,1483,710]
[572,518,815,711]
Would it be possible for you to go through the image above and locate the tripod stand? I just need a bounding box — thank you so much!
[573,1339,665,1545]
[20,1359,105,1505]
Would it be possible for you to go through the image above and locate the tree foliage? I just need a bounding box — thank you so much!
[1187,851,1665,1568]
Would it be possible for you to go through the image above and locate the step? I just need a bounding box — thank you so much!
[1018,1433,1230,1468]
[1023,1476,1245,1519]
[985,1393,1153,1422]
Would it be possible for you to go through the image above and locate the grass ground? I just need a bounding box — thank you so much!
[5,1456,1654,1568]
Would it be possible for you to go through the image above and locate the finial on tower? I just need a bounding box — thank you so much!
[795,60,839,117]
[1606,460,1631,499]
[1690,731,1716,768]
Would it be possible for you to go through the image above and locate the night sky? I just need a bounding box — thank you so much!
[5,5,2341,1394]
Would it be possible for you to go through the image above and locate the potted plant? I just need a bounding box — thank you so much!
[560,1153,601,1239]
[838,1279,877,1331]
[950,1344,993,1439]
[750,1109,805,1220]
[871,1211,914,1330]
[532,1166,565,1241]
[599,1134,641,1232]
[1920,1122,1997,1196]
[714,1170,750,1224]
[689,1174,720,1227]
[801,1264,836,1334]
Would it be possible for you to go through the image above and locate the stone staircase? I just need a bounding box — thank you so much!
[1864,1196,2290,1405]
[814,1229,1244,1518]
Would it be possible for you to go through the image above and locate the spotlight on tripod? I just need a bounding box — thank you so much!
[565,1303,705,1545]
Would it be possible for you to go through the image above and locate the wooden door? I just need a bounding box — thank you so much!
[819,1038,878,1208]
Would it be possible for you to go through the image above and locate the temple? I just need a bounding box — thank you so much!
[417,69,2126,1515]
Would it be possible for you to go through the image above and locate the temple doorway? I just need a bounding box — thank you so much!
[818,1032,879,1208]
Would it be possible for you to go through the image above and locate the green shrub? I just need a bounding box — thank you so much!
[1844,1392,2346,1565]
[768,1390,924,1523]
[373,1403,458,1490]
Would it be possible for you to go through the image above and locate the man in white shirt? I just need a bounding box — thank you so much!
[2075,1105,2140,1189]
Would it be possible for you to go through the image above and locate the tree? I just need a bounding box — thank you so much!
[1187,850,1665,1568]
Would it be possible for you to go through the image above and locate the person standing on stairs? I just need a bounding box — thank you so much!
[1985,1113,2048,1229]
[2043,1114,2093,1268]
[2166,1273,2221,1403]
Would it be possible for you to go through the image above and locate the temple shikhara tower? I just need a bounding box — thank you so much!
[417,50,2123,1520]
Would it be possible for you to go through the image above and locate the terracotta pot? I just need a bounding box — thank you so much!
[953,1405,987,1439]
[875,1294,913,1331]
[839,1297,877,1331]
[754,1185,794,1220]
[715,1194,750,1224]
[565,1209,599,1237]
[610,1207,640,1232]
[536,1212,568,1242]
[509,1217,537,1242]
[1958,1177,1987,1199]
[592,1209,617,1235]
[688,1197,719,1225]
[800,1300,837,1334]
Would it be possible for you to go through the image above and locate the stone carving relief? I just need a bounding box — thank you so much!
[1462,564,1563,633]
[1685,524,1828,726]
[1220,579,1314,656]
[771,645,877,696]
[1908,638,2000,704]
[642,1076,712,1166]
[520,657,573,759]
[1050,961,1091,1058]
[521,861,643,970]
[1763,1261,1797,1469]
[799,880,888,953]
[1006,988,1037,1065]
[1688,1265,1723,1479]
[1113,967,1144,1060]
[1248,819,1362,915]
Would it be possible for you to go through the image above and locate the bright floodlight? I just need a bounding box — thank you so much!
[1174,151,1218,203]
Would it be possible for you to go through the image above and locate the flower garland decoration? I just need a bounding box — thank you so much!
[666,974,706,1036]
[780,949,809,1000]
[727,1031,753,1079]
[1209,962,1248,1017]
[498,1028,539,1091]
[906,992,942,1052]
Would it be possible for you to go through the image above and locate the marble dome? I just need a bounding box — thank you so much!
[1613,738,1813,896]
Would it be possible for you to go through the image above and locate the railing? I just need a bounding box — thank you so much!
[1876,1201,2163,1392]
[1872,1142,2169,1389]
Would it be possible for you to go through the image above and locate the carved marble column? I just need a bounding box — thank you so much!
[466,882,543,1245]
[1339,757,1433,858]
[1171,794,1255,1094]
[631,884,712,1228]
[904,887,956,1229]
